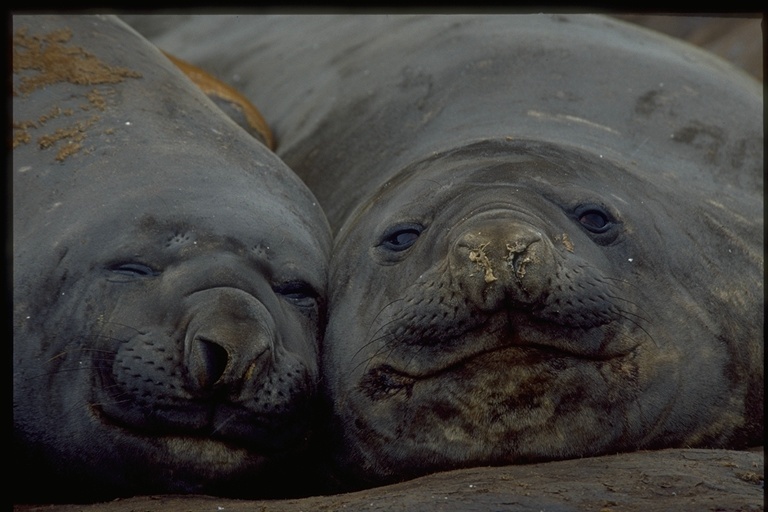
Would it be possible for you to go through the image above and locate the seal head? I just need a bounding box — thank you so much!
[324,139,763,485]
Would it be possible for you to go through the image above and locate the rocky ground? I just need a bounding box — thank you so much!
[14,448,764,512]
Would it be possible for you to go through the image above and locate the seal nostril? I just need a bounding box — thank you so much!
[195,338,229,388]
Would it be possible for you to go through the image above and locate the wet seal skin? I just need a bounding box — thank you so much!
[12,15,331,502]
[124,14,763,491]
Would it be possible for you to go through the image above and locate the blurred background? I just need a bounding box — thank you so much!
[615,14,762,81]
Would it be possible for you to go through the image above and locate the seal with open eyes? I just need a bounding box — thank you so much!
[12,14,330,502]
[124,14,763,490]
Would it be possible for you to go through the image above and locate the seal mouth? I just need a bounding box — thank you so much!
[88,402,277,484]
[91,382,312,453]
[356,307,640,402]
[359,338,627,401]
[90,400,310,457]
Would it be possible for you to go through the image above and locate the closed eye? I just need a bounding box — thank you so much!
[274,281,318,308]
[107,262,160,277]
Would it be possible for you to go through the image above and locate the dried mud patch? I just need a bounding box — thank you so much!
[12,25,142,162]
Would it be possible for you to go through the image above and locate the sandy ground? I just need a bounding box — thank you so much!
[14,448,764,512]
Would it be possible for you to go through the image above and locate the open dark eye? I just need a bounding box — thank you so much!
[274,281,318,308]
[579,210,609,232]
[575,206,612,234]
[379,224,423,252]
[108,262,160,277]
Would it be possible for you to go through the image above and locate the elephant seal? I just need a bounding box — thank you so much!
[12,14,330,502]
[125,14,763,489]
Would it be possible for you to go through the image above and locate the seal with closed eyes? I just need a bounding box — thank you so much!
[12,14,330,502]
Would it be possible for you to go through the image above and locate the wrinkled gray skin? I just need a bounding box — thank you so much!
[12,15,331,502]
[125,14,763,489]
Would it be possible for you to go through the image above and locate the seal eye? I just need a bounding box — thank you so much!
[108,262,160,277]
[579,211,609,232]
[575,206,612,234]
[379,224,423,252]
[274,281,318,308]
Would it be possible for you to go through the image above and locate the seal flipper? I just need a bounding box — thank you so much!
[164,51,275,150]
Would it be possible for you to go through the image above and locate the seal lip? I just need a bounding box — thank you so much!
[354,290,642,379]
[367,340,629,381]
[89,401,279,480]
[88,399,307,460]
[358,309,640,391]
[357,340,635,403]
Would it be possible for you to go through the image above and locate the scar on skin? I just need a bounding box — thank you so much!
[526,109,620,135]
[469,242,497,283]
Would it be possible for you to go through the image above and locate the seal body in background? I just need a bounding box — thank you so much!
[124,14,763,489]
[12,14,331,502]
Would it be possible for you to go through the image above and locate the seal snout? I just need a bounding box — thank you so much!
[184,288,275,395]
[189,337,229,390]
[452,218,548,308]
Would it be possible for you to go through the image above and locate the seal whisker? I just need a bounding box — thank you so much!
[350,302,406,368]
[350,331,401,375]
[88,396,137,409]
[347,292,436,372]
[606,299,651,325]
[99,322,147,335]
[614,308,657,348]
[601,293,654,339]
[20,367,101,381]
[36,346,121,370]
[366,297,408,335]
[349,331,396,374]
[211,412,238,435]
